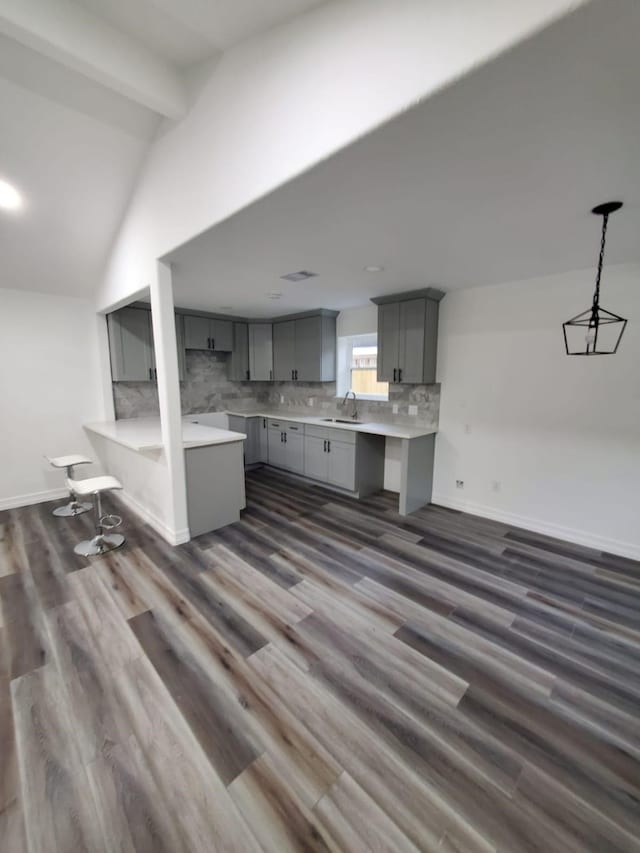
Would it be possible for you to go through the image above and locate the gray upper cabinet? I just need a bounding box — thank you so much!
[272,313,337,382]
[184,315,233,352]
[108,307,155,382]
[228,322,249,381]
[377,302,400,383]
[248,323,273,381]
[273,320,296,380]
[108,306,186,383]
[372,288,444,384]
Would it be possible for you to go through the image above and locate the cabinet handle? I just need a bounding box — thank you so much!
[291,369,294,380]
[398,368,402,382]
[207,337,211,349]
[246,369,250,381]
[323,440,327,452]
[154,368,157,380]
[284,432,287,443]
[327,440,331,453]
[149,367,153,380]
[295,369,298,380]
[393,368,397,382]
[269,369,272,380]
[211,338,215,350]
[263,418,266,428]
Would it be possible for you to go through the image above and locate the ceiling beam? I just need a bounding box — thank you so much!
[0,0,186,118]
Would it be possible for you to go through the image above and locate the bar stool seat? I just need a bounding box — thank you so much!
[48,454,93,469]
[66,475,125,556]
[46,454,93,517]
[71,475,123,496]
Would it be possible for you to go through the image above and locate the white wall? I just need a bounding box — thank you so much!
[433,264,640,559]
[0,288,105,509]
[97,0,585,311]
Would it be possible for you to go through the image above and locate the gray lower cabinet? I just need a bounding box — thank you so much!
[303,424,384,495]
[228,323,249,381]
[248,323,273,381]
[272,313,337,382]
[184,315,233,352]
[228,414,261,466]
[258,417,269,462]
[304,426,356,490]
[267,419,304,473]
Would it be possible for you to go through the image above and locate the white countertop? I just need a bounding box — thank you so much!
[85,418,246,451]
[224,410,437,440]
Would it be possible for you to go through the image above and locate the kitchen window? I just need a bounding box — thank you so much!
[337,333,389,401]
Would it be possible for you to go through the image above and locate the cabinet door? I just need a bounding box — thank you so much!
[284,431,305,474]
[184,316,211,350]
[258,417,269,462]
[294,316,322,381]
[249,324,273,381]
[244,418,261,466]
[211,319,233,352]
[267,427,285,468]
[398,299,426,383]
[377,302,400,382]
[273,321,296,381]
[304,435,328,482]
[327,439,356,490]
[108,307,154,381]
[229,323,249,381]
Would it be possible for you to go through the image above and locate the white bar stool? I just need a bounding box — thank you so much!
[46,454,93,517]
[66,475,125,556]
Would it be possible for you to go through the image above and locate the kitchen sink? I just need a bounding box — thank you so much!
[322,418,362,424]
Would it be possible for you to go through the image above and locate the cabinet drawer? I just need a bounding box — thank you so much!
[283,422,303,434]
[305,424,356,444]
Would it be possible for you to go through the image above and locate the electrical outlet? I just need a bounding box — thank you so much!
[456,479,464,489]
[392,403,399,414]
[492,480,501,493]
[409,404,418,416]
[280,394,284,404]
[307,397,314,406]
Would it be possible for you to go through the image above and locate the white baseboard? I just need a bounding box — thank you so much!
[117,491,190,546]
[431,493,640,562]
[0,487,68,512]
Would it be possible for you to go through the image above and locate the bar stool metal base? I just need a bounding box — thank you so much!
[73,533,125,557]
[53,500,92,518]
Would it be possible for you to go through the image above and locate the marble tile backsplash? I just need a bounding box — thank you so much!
[112,350,439,429]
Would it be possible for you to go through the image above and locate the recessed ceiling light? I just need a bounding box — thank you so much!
[267,292,282,299]
[281,270,318,282]
[364,265,384,273]
[0,179,22,211]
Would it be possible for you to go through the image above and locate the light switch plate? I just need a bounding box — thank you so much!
[392,403,399,414]
[409,405,418,416]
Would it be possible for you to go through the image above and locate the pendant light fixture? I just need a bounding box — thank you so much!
[563,201,627,355]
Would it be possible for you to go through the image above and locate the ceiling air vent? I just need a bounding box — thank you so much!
[280,270,318,282]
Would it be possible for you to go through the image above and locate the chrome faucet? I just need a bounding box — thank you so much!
[341,390,358,420]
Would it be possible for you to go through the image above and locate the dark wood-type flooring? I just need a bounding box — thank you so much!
[1,467,640,852]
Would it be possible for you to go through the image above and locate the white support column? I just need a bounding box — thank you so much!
[149,261,189,543]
